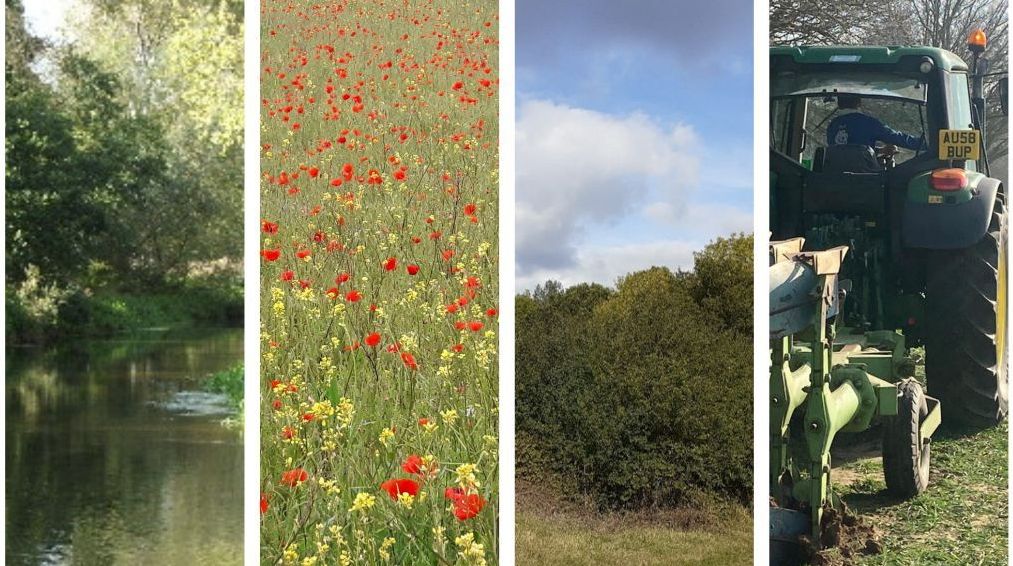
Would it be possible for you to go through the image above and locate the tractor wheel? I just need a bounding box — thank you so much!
[882,379,930,498]
[925,193,1008,428]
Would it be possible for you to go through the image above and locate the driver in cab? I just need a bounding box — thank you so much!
[827,94,926,151]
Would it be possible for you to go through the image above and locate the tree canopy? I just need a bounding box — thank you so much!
[5,0,243,289]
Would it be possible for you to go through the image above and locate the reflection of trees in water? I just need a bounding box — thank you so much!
[5,329,243,565]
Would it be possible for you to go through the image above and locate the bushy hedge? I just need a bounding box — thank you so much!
[517,235,753,509]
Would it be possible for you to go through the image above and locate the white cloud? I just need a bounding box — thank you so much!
[516,99,701,274]
[644,202,753,234]
[516,239,700,291]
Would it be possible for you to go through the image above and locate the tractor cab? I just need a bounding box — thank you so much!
[770,33,1005,339]
[770,44,987,246]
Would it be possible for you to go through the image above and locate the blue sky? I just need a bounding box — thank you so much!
[516,0,754,289]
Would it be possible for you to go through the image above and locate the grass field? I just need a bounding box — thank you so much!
[259,1,498,564]
[825,353,1008,565]
[830,422,1008,565]
[516,481,752,566]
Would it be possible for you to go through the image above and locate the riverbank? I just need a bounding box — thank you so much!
[6,281,243,345]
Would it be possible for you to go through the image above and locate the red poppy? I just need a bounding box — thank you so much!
[402,454,423,475]
[281,468,309,487]
[401,352,418,371]
[383,257,397,271]
[325,287,340,299]
[336,272,351,284]
[260,493,269,514]
[296,249,311,259]
[280,270,295,281]
[469,321,484,332]
[262,220,279,234]
[486,308,498,317]
[281,426,295,439]
[346,289,362,302]
[261,249,281,261]
[393,169,407,181]
[367,169,384,184]
[380,478,420,499]
[365,332,381,347]
[444,486,465,501]
[453,493,487,520]
[418,418,430,427]
[406,264,420,276]
[342,163,355,180]
[272,399,283,410]
[463,203,476,216]
[308,167,319,178]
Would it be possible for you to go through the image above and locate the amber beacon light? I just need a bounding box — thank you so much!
[968,29,987,53]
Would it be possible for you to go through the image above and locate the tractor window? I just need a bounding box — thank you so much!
[771,98,794,154]
[772,72,927,103]
[947,72,974,129]
[772,95,928,168]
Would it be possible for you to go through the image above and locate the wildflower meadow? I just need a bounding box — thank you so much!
[259,1,499,564]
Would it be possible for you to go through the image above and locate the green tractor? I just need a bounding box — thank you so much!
[769,30,1008,561]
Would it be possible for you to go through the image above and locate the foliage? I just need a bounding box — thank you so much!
[516,235,754,510]
[259,1,498,564]
[6,277,242,344]
[5,0,243,300]
[5,265,73,343]
[205,364,245,410]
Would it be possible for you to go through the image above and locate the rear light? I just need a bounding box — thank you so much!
[930,168,968,191]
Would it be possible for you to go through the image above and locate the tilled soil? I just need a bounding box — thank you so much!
[801,504,883,566]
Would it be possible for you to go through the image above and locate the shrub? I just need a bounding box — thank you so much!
[516,235,753,510]
[204,363,244,410]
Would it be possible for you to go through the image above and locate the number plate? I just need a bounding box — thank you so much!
[938,129,980,161]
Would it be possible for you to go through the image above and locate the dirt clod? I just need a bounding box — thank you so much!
[803,503,882,565]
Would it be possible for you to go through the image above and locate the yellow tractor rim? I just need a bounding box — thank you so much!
[998,230,1007,374]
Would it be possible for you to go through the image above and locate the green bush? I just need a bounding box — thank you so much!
[204,363,244,410]
[6,275,243,344]
[516,235,753,510]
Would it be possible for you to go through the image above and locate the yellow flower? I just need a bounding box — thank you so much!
[440,409,458,425]
[397,492,415,509]
[454,532,487,566]
[350,492,375,512]
[455,463,480,490]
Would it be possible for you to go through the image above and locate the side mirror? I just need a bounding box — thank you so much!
[999,77,1008,116]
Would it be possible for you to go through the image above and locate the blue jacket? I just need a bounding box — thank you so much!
[826,112,925,150]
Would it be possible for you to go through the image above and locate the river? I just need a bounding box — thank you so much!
[5,328,243,565]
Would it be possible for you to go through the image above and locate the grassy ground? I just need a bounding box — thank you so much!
[825,352,1008,565]
[516,481,752,566]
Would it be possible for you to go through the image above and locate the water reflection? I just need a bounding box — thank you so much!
[6,329,243,565]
